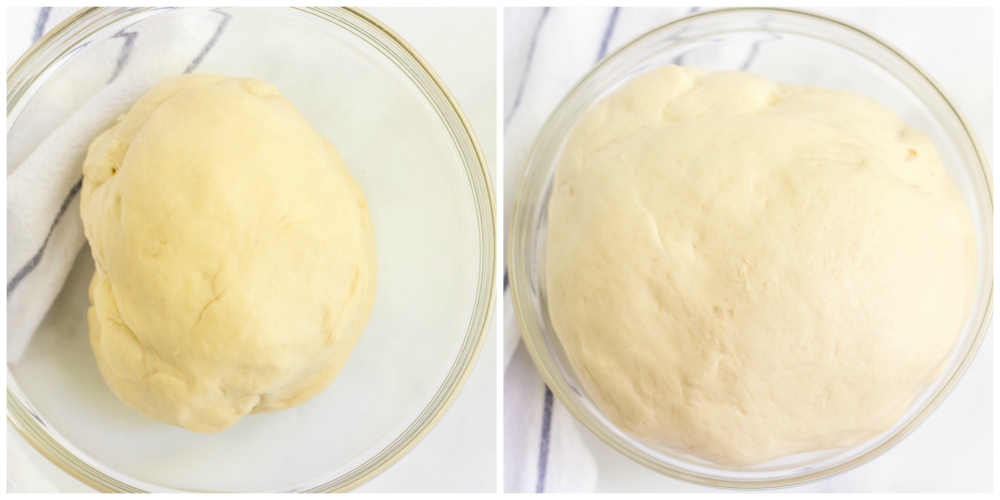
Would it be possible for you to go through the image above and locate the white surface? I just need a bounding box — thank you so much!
[503,7,992,493]
[7,6,497,493]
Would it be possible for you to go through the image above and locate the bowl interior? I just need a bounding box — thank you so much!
[511,8,992,487]
[8,7,491,492]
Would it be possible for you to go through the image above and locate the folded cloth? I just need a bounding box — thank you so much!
[7,7,231,363]
[502,7,613,493]
[502,7,699,493]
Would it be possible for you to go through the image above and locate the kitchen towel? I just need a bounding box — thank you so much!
[502,7,700,493]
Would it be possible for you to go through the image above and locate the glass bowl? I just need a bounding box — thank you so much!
[509,7,992,489]
[7,7,495,493]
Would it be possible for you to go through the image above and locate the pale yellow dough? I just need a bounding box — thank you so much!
[546,66,977,466]
[81,74,376,433]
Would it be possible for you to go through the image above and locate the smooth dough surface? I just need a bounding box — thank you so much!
[546,66,977,466]
[81,74,376,433]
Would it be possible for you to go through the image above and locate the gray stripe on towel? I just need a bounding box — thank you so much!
[32,7,51,43]
[7,177,84,296]
[536,385,554,493]
[107,28,139,83]
[596,7,620,62]
[184,9,232,74]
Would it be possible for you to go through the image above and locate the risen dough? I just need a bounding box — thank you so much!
[81,74,376,433]
[546,66,977,466]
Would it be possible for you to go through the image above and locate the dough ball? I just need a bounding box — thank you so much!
[546,66,977,466]
[81,74,376,433]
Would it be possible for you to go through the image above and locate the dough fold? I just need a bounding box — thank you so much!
[81,74,376,433]
[546,66,977,466]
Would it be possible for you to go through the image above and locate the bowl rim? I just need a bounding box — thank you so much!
[509,6,993,490]
[6,6,496,493]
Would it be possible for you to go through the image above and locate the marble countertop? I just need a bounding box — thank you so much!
[503,6,991,493]
[7,6,497,493]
